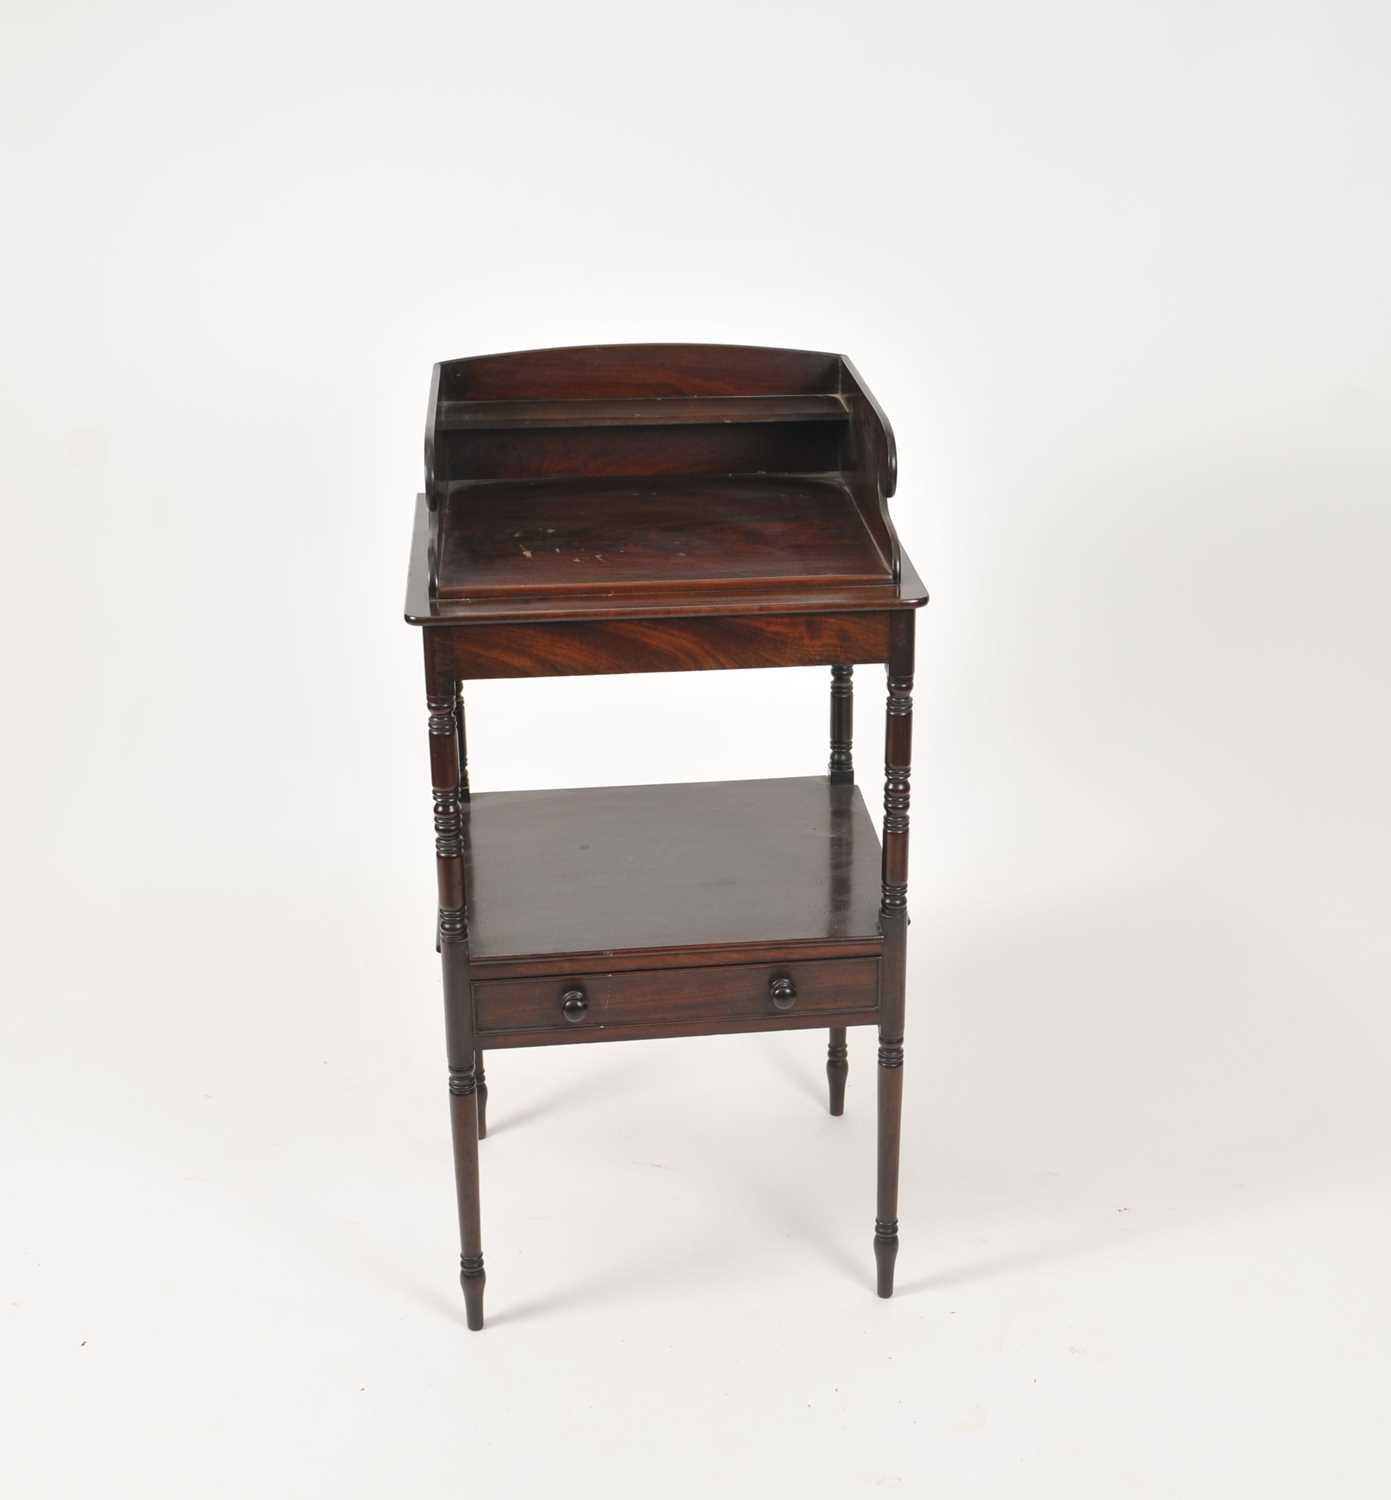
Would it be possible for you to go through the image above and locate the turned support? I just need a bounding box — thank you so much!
[826,1028,849,1115]
[827,665,854,1113]
[429,661,484,1329]
[875,1034,904,1296]
[829,663,854,784]
[876,615,914,1298]
[447,1059,485,1330]
[449,681,487,1140]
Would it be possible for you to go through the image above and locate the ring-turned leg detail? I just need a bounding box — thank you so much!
[875,615,914,1299]
[829,664,854,785]
[828,663,855,1118]
[827,1028,849,1116]
[475,1050,488,1139]
[429,663,484,1329]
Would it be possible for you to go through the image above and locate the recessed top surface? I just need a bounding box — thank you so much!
[462,776,884,963]
[435,475,893,599]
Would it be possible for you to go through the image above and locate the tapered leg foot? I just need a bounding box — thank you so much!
[475,1051,488,1140]
[873,618,913,1304]
[460,1254,486,1330]
[874,1220,899,1297]
[876,1033,904,1299]
[447,1063,485,1332]
[826,1028,848,1116]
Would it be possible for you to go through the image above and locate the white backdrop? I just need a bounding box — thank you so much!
[3,2,1389,1495]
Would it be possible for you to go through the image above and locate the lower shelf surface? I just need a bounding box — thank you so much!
[462,775,884,970]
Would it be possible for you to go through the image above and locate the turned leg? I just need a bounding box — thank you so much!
[876,617,914,1297]
[875,1035,904,1296]
[829,663,854,785]
[453,682,488,1143]
[475,1049,488,1139]
[826,1027,849,1115]
[428,664,485,1329]
[448,1044,485,1331]
[827,664,854,1113]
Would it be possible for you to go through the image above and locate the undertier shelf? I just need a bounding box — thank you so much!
[461,776,884,968]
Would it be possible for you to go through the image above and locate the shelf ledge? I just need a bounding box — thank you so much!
[436,394,849,431]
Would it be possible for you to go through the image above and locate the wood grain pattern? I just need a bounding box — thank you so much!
[405,504,928,628]
[476,957,879,1040]
[416,343,913,617]
[406,345,924,1324]
[459,777,884,964]
[435,476,889,598]
[433,612,893,680]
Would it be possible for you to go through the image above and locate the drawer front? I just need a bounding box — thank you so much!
[475,957,879,1037]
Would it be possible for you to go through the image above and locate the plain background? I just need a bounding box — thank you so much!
[3,2,1389,1494]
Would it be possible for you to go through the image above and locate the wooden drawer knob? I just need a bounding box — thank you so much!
[560,987,589,1023]
[769,975,797,1010]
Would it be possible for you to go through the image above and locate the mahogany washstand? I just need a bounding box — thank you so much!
[403,344,927,1329]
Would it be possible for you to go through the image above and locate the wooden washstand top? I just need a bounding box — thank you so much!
[405,343,926,626]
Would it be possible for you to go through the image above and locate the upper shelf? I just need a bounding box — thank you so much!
[408,344,919,624]
[436,393,850,431]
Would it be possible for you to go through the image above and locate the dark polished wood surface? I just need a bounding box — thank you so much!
[432,611,894,679]
[412,342,919,625]
[405,488,926,623]
[462,777,883,965]
[435,475,890,599]
[405,344,925,1329]
[437,393,849,429]
[475,954,879,1040]
[434,342,842,401]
